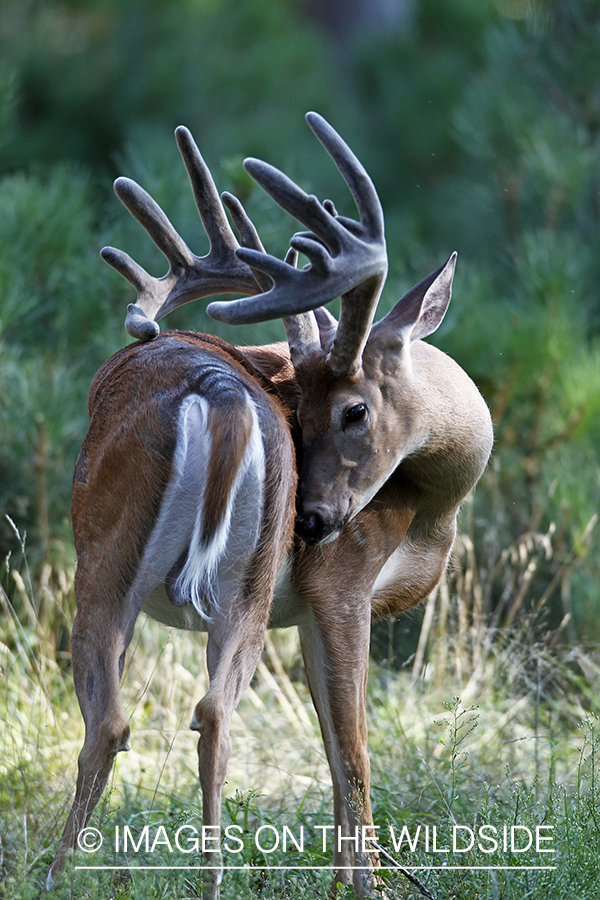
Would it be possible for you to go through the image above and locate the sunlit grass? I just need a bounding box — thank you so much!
[2,525,600,899]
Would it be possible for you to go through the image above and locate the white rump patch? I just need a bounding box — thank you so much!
[133,392,265,622]
[173,396,265,616]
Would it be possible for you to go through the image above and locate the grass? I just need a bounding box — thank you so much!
[1,520,600,900]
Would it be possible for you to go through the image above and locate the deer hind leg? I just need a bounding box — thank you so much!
[189,609,269,900]
[188,545,289,899]
[184,397,294,900]
[47,403,200,888]
[46,595,135,887]
[299,605,380,899]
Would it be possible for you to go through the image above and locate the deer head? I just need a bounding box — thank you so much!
[285,256,457,543]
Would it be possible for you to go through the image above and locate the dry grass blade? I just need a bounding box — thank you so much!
[371,840,438,900]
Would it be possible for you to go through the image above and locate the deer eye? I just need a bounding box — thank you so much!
[344,404,367,425]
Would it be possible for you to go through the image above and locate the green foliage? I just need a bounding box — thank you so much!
[0,0,337,174]
[431,4,600,636]
[0,161,125,562]
[0,0,599,639]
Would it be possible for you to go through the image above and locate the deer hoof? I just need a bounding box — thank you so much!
[45,863,58,891]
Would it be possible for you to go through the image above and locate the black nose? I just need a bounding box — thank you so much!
[295,512,325,544]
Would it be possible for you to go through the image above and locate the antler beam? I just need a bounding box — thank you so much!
[102,126,264,341]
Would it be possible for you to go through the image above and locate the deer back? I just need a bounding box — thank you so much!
[72,332,297,632]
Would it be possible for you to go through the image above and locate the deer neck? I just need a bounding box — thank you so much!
[395,341,494,511]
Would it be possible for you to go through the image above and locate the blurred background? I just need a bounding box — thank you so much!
[1,0,599,659]
[3,3,600,896]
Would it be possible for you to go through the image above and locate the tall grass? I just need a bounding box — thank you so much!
[1,519,600,900]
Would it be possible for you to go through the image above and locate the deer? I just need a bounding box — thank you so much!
[47,113,493,899]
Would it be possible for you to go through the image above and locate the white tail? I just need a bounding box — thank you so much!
[47,114,493,899]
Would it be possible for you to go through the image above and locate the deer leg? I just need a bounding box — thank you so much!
[299,603,380,899]
[189,607,269,900]
[46,598,135,887]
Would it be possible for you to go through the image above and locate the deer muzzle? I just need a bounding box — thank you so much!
[295,504,351,545]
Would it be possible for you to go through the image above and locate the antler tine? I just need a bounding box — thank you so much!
[221,191,272,294]
[175,127,242,261]
[305,111,384,241]
[217,199,321,364]
[207,112,388,375]
[280,247,321,367]
[102,127,261,341]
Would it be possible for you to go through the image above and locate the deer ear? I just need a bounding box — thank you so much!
[370,252,456,346]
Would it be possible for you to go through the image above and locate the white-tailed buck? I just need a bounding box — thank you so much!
[47,113,493,898]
